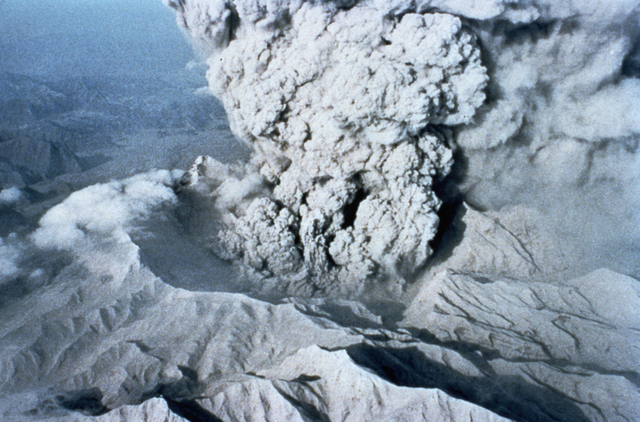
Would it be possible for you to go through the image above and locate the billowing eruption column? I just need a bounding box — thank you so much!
[166,0,487,289]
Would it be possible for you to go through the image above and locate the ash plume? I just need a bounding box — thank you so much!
[167,0,489,292]
[166,0,640,292]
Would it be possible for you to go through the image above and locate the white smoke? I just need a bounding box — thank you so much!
[0,237,21,282]
[31,170,181,279]
[0,187,22,206]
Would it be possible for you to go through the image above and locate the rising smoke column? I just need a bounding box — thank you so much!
[166,0,488,290]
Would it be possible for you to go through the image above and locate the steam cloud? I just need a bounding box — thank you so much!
[166,0,640,288]
[0,187,22,206]
[0,171,183,302]
[31,170,181,279]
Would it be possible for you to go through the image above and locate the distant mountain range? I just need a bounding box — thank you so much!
[0,71,223,189]
[0,71,234,236]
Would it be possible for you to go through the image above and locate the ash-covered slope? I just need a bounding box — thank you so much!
[0,171,637,421]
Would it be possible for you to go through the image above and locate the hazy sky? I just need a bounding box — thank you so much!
[0,0,195,79]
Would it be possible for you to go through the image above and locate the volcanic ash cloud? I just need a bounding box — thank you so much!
[166,0,488,290]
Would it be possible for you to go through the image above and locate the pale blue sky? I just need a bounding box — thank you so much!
[0,0,194,79]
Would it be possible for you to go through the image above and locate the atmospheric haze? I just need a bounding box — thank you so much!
[0,0,639,421]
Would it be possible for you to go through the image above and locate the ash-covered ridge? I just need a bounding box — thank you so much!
[0,172,637,421]
[167,0,488,289]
